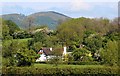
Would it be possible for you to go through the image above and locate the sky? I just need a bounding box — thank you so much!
[0,0,119,19]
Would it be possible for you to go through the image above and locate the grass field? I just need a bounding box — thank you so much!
[3,38,32,46]
[33,63,109,69]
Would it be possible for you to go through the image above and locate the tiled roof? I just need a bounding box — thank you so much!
[42,48,64,56]
[42,48,51,56]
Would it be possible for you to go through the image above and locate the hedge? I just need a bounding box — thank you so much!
[35,61,101,65]
[2,66,119,75]
[62,61,101,65]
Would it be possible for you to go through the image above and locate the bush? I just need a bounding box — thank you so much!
[2,66,119,75]
[13,31,33,39]
[35,61,47,64]
[100,40,118,66]
[62,61,100,65]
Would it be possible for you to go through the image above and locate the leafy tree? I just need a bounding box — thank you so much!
[33,42,43,52]
[105,32,119,41]
[91,18,110,35]
[109,18,118,33]
[2,40,36,66]
[2,40,19,66]
[33,32,47,43]
[15,47,36,66]
[72,48,90,61]
[48,49,62,66]
[57,18,85,47]
[2,20,13,40]
[13,31,33,39]
[83,34,103,53]
[4,20,20,36]
[28,32,48,52]
[82,56,93,62]
[0,18,2,39]
[100,40,118,66]
[27,16,34,32]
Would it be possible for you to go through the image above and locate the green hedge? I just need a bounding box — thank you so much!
[62,61,101,65]
[2,66,119,75]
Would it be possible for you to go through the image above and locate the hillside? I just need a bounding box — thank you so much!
[1,11,71,29]
[1,14,26,28]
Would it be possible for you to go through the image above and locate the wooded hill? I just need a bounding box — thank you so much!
[1,11,70,29]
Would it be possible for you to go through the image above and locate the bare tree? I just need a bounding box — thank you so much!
[27,16,34,32]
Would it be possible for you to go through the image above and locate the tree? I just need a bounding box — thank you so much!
[4,20,20,36]
[33,42,43,52]
[2,20,13,40]
[0,18,2,39]
[2,40,37,66]
[28,31,49,52]
[15,47,36,66]
[92,18,110,35]
[109,18,118,33]
[33,32,47,43]
[100,40,118,66]
[2,40,20,66]
[83,34,103,53]
[72,48,90,61]
[27,16,34,32]
[48,49,62,66]
[57,18,85,47]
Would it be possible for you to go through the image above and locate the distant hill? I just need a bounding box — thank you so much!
[1,11,71,29]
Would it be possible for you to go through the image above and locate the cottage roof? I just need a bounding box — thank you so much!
[42,48,64,56]
[42,48,51,56]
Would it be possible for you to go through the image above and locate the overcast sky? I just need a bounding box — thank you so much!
[0,0,119,19]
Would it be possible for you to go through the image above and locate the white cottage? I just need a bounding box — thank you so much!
[36,46,67,62]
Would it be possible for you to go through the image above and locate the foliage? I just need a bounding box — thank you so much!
[62,61,100,65]
[72,48,90,61]
[47,49,62,66]
[14,47,36,66]
[34,32,47,43]
[105,32,119,41]
[13,31,33,39]
[83,34,103,53]
[28,32,48,52]
[57,18,85,46]
[33,42,43,52]
[4,20,20,36]
[0,18,2,38]
[2,20,13,40]
[35,25,48,30]
[2,40,37,66]
[82,56,93,62]
[2,65,119,75]
[100,40,118,66]
[2,16,119,67]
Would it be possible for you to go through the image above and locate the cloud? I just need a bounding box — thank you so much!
[1,3,35,15]
[0,0,119,2]
[70,0,92,11]
[0,1,118,19]
[0,0,72,2]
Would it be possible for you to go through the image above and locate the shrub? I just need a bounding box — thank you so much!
[100,40,118,66]
[2,66,119,75]
[63,61,100,65]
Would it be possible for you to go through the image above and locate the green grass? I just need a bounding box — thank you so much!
[32,63,105,69]
[14,38,32,42]
[3,38,32,46]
